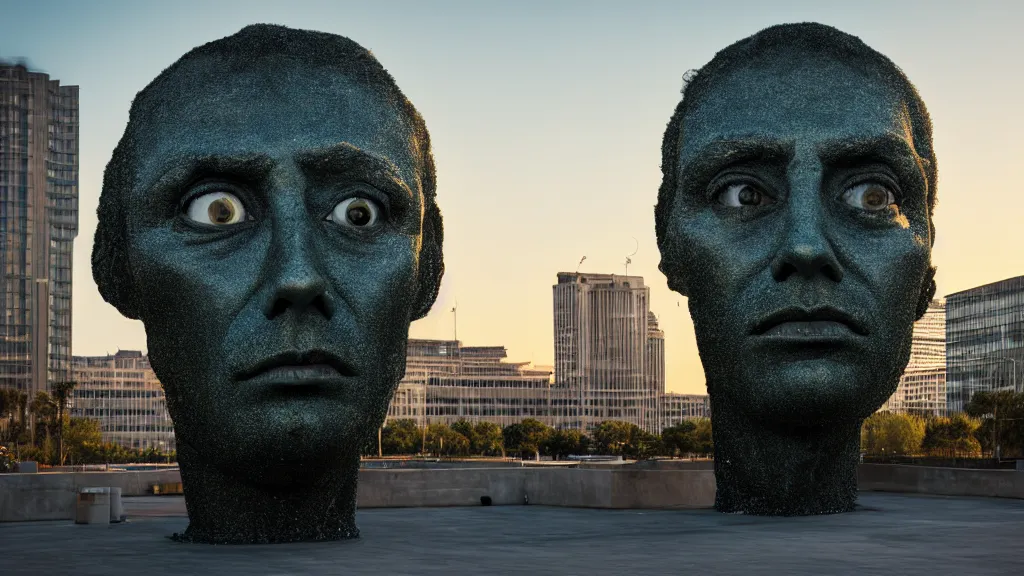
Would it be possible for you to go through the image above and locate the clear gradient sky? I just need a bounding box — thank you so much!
[2,0,1022,394]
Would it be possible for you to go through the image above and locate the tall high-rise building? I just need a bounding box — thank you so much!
[553,272,658,432]
[646,311,665,426]
[879,299,946,415]
[0,61,79,396]
[946,276,1024,412]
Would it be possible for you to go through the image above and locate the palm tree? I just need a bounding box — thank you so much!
[29,391,55,460]
[51,381,77,466]
[0,388,13,443]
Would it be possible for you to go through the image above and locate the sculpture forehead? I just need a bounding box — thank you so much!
[131,55,421,190]
[679,55,913,166]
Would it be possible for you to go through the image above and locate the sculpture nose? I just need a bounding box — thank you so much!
[770,205,844,284]
[262,219,336,321]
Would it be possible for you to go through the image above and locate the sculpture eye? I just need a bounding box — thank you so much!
[185,191,248,225]
[328,197,382,228]
[842,182,898,212]
[717,183,773,207]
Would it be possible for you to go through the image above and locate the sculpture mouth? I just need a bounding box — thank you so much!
[751,307,869,337]
[237,349,359,383]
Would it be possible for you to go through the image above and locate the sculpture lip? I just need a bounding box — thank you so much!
[751,307,869,336]
[237,349,358,382]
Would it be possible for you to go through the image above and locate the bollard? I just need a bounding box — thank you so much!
[109,487,126,523]
[76,488,111,525]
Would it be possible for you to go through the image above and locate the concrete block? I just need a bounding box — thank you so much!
[15,461,37,473]
[109,487,125,523]
[75,488,110,525]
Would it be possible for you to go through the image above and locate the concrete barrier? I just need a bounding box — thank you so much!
[858,464,1024,499]
[0,470,182,522]
[357,468,530,508]
[3,463,1022,522]
[356,468,716,509]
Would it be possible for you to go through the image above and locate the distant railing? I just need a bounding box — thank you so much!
[863,455,1021,469]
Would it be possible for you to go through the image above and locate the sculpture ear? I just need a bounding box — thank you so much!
[92,163,142,320]
[914,266,937,321]
[410,202,444,321]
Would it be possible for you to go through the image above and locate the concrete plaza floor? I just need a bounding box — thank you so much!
[2,492,1022,575]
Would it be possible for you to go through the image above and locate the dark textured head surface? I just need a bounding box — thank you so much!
[655,21,937,423]
[94,23,444,321]
[656,22,937,280]
[90,23,443,542]
[653,22,939,515]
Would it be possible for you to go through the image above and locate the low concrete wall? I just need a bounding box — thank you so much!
[1,467,714,521]
[357,468,716,509]
[0,470,182,522]
[858,464,1024,499]
[357,468,530,507]
[5,464,1023,522]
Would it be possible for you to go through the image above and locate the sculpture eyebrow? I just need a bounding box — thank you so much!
[148,153,275,192]
[817,133,926,169]
[816,133,930,195]
[680,137,793,190]
[294,142,414,199]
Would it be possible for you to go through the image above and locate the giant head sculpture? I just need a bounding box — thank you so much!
[655,23,937,515]
[92,24,444,542]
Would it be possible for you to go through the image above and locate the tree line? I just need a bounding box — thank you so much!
[5,385,1022,470]
[861,391,1024,458]
[0,384,175,469]
[362,417,714,460]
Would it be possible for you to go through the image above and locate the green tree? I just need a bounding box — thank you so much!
[473,421,505,456]
[0,388,19,444]
[691,418,713,456]
[503,419,551,460]
[426,423,469,457]
[626,429,660,460]
[450,419,477,453]
[543,428,587,459]
[592,421,659,460]
[661,421,698,457]
[922,414,982,458]
[593,420,633,455]
[966,391,1024,457]
[381,419,421,455]
[50,380,77,465]
[29,391,56,461]
[63,417,103,464]
[860,412,925,456]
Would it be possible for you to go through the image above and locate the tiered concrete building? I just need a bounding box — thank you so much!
[69,351,175,451]
[659,393,710,429]
[0,61,79,397]
[386,339,560,428]
[386,337,704,434]
[946,276,1024,413]
[879,299,947,415]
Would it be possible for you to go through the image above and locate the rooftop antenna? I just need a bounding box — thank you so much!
[576,256,586,274]
[624,237,638,276]
[451,299,458,343]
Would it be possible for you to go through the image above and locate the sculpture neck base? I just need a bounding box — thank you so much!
[174,442,360,544]
[710,397,863,516]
